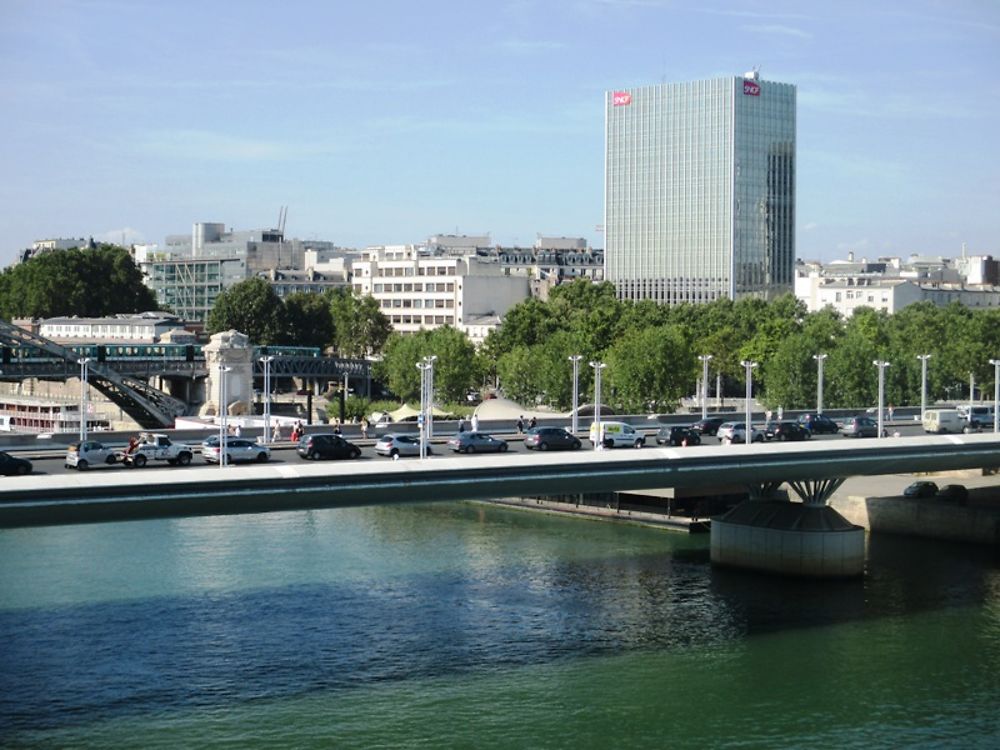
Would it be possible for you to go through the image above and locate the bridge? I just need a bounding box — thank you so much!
[0,320,372,426]
[2,432,997,522]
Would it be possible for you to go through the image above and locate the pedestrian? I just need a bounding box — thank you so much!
[360,417,369,439]
[458,418,466,433]
[529,416,537,430]
[777,406,783,421]
[234,424,242,438]
[888,404,895,422]
[517,416,524,434]
[272,423,282,442]
[333,421,342,436]
[471,413,479,433]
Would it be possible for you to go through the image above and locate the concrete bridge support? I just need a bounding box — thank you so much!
[199,330,253,418]
[711,477,865,578]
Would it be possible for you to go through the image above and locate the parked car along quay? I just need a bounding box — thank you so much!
[689,417,725,436]
[65,441,119,470]
[202,438,271,464]
[841,416,882,438]
[589,421,645,449]
[375,433,430,458]
[524,427,582,451]
[0,450,32,476]
[764,421,812,441]
[656,425,701,446]
[448,432,508,454]
[296,433,362,460]
[797,413,840,434]
[717,422,764,444]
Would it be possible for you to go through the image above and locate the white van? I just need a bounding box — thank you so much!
[589,421,645,449]
[922,408,964,434]
[956,404,994,430]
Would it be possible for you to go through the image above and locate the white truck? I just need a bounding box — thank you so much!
[120,432,195,468]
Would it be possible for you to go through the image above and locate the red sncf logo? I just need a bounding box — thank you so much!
[612,91,632,106]
[743,80,760,96]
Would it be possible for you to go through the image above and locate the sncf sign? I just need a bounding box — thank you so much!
[743,80,760,96]
[612,91,632,106]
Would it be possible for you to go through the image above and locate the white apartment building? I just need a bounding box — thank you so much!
[352,245,529,345]
[39,312,190,343]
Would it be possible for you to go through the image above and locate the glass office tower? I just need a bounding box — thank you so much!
[604,73,796,304]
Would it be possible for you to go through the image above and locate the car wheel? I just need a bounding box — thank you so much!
[573,440,581,450]
[308,450,319,460]
[256,452,268,462]
[177,452,192,466]
[133,454,147,468]
[351,448,361,459]
[467,445,476,454]
[106,454,117,464]
[634,439,643,449]
[77,459,89,471]
[499,444,508,452]
[16,464,29,476]
[539,442,549,451]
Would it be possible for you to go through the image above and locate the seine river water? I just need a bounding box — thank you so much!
[2,502,999,748]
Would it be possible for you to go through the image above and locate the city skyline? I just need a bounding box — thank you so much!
[1,0,997,267]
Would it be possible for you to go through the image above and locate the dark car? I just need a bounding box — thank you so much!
[689,417,725,436]
[797,413,840,434]
[936,484,969,503]
[656,426,701,446]
[904,480,938,498]
[769,421,812,442]
[297,433,362,460]
[447,432,508,454]
[841,415,881,438]
[524,426,582,451]
[0,451,32,476]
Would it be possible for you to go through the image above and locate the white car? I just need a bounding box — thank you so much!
[717,422,764,444]
[202,438,271,464]
[65,440,118,470]
[375,433,430,458]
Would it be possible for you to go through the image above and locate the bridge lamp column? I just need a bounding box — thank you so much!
[218,364,232,467]
[990,359,1000,434]
[916,354,932,423]
[873,360,890,438]
[740,360,758,444]
[569,355,583,435]
[260,356,274,445]
[77,357,91,443]
[698,355,713,420]
[423,355,437,441]
[589,361,607,450]
[813,353,827,415]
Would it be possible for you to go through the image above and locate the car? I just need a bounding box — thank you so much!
[447,432,509,454]
[375,433,430,458]
[768,422,812,442]
[0,451,32,476]
[936,484,969,503]
[903,480,938,498]
[65,440,119,470]
[655,425,701,446]
[717,422,764,443]
[689,417,725,436]
[797,413,840,434]
[524,426,582,451]
[296,433,362,460]
[841,416,882,438]
[202,438,271,464]
[589,421,645,449]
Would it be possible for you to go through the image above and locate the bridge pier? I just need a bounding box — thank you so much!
[711,477,865,578]
[199,331,253,418]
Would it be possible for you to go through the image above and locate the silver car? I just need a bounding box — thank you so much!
[375,433,430,458]
[65,440,118,470]
[202,438,271,464]
[447,432,508,454]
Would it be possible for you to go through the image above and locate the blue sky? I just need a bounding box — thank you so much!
[1,0,997,266]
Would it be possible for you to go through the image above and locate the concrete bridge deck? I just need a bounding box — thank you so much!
[2,433,998,528]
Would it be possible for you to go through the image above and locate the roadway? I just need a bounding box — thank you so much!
[15,420,930,477]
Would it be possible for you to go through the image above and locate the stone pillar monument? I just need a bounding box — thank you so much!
[199,330,253,417]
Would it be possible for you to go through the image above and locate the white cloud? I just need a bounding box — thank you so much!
[743,23,812,40]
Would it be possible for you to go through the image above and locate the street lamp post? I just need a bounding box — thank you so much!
[569,355,583,435]
[917,354,932,423]
[990,359,1000,434]
[873,360,890,438]
[77,357,91,443]
[589,360,606,450]
[260,355,274,445]
[740,360,758,444]
[698,355,713,420]
[969,372,976,413]
[416,355,437,460]
[813,353,828,415]
[218,364,232,467]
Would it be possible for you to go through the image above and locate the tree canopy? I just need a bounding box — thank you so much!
[0,244,157,319]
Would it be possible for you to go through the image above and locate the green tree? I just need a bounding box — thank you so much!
[282,292,334,349]
[603,325,693,413]
[377,327,480,404]
[206,277,286,344]
[329,289,392,358]
[0,244,157,319]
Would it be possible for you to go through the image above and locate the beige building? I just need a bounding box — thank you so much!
[352,245,529,345]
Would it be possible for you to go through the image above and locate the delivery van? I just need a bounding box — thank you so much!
[922,408,964,434]
[589,421,645,449]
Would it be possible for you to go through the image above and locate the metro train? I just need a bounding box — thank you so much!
[1,343,322,365]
